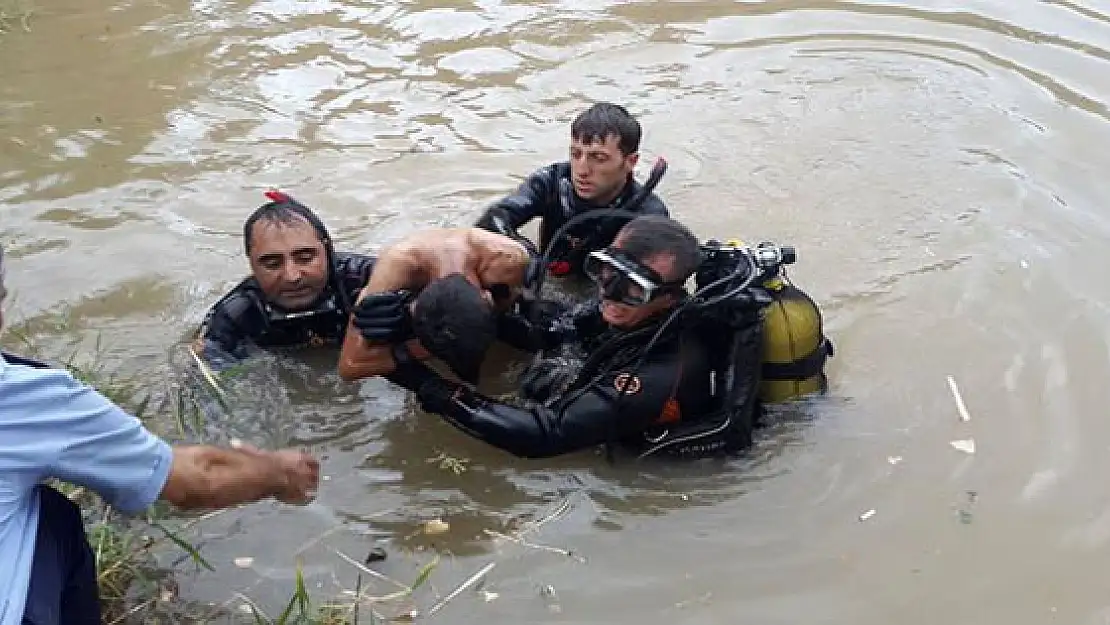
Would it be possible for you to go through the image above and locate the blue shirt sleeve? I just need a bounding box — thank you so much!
[0,362,174,515]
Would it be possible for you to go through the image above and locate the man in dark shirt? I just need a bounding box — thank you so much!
[474,102,670,279]
[192,191,375,369]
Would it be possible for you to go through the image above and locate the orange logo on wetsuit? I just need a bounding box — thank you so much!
[656,397,681,424]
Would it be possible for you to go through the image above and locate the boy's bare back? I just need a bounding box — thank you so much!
[337,227,533,381]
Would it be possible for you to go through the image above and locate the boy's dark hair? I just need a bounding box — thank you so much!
[571,102,642,156]
[617,215,702,283]
[411,273,497,383]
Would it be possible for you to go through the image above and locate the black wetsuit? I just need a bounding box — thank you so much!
[194,252,376,368]
[389,297,765,460]
[474,161,670,278]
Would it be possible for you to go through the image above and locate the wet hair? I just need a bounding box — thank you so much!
[410,273,497,383]
[240,191,353,312]
[571,102,642,156]
[616,215,701,283]
[242,195,330,256]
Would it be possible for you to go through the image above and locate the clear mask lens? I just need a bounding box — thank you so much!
[586,250,658,306]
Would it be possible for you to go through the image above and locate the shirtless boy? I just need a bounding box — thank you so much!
[337,227,535,383]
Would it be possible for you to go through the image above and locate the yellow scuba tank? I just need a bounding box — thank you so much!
[723,239,832,404]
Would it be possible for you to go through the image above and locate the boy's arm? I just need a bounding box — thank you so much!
[337,246,427,381]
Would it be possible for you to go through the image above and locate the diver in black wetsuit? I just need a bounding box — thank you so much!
[366,215,810,460]
[192,191,376,369]
[474,102,670,280]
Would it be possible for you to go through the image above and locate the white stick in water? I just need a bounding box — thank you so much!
[946,375,972,422]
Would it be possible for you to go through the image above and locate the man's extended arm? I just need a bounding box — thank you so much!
[3,364,317,515]
[474,164,561,234]
[395,355,681,459]
[160,443,316,510]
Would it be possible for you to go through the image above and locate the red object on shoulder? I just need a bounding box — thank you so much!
[547,261,571,276]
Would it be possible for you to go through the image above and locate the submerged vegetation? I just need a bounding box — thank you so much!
[0,0,32,34]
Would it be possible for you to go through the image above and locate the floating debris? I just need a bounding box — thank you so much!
[950,439,976,454]
[957,490,978,524]
[427,562,496,616]
[858,509,876,522]
[887,456,903,465]
[233,557,254,568]
[946,375,972,422]
[540,584,562,614]
[365,546,388,564]
[427,451,469,475]
[481,590,499,602]
[424,519,450,535]
[675,592,713,609]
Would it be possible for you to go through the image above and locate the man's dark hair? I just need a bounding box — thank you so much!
[571,102,641,156]
[411,273,497,383]
[242,193,330,255]
[616,215,702,283]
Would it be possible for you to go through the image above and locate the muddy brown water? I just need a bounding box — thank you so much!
[5,0,1110,621]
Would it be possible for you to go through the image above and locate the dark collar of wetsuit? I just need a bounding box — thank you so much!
[563,171,638,211]
[260,283,340,321]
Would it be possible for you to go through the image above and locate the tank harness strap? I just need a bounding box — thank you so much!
[761,337,834,381]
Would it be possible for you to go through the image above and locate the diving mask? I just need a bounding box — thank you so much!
[584,248,685,306]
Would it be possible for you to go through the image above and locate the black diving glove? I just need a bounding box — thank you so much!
[384,345,440,393]
[499,295,573,351]
[352,290,415,342]
[415,376,465,415]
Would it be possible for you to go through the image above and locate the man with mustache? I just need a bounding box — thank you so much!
[192,191,376,369]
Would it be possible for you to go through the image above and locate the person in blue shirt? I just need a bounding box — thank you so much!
[0,244,322,625]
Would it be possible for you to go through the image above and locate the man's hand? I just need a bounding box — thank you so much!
[230,440,319,505]
[352,290,414,342]
[269,450,319,505]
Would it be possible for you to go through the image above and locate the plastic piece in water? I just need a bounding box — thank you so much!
[424,519,450,535]
[950,439,976,454]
